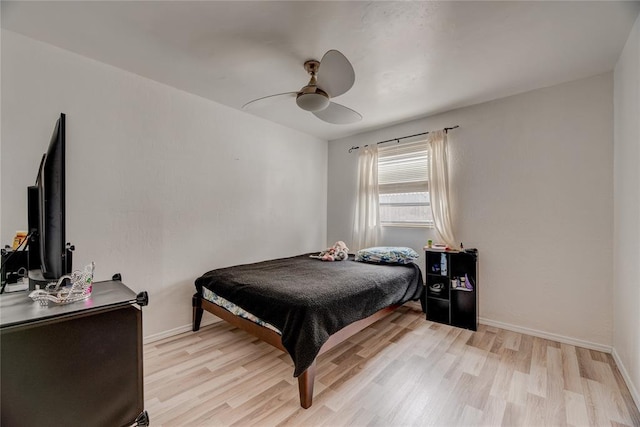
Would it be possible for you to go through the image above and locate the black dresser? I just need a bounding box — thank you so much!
[1,279,149,427]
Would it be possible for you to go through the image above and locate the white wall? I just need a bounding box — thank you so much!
[613,12,640,408]
[329,73,614,349]
[1,30,328,338]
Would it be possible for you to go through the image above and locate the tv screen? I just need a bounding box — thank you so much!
[28,113,70,287]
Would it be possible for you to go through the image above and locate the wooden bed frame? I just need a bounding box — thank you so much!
[192,293,400,408]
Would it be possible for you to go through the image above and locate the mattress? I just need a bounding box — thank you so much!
[201,287,281,334]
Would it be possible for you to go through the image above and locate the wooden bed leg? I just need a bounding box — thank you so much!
[297,361,316,409]
[192,294,203,332]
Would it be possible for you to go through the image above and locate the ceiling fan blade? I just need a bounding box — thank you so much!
[312,102,362,124]
[242,92,297,109]
[316,50,355,98]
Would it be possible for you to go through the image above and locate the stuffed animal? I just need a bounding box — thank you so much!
[310,241,349,261]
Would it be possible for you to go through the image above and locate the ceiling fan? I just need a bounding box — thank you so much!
[242,50,362,125]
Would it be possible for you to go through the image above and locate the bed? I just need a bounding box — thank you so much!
[192,252,423,408]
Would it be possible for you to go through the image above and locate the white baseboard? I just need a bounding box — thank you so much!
[146,316,612,352]
[612,348,640,412]
[478,317,612,353]
[143,318,219,345]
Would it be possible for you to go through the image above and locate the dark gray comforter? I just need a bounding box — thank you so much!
[195,253,423,376]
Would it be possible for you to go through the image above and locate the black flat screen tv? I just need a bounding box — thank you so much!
[28,113,71,289]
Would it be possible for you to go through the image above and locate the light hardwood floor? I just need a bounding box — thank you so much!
[144,302,640,426]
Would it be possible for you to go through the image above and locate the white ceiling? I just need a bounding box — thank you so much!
[2,1,639,140]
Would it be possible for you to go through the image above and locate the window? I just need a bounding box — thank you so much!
[378,140,432,226]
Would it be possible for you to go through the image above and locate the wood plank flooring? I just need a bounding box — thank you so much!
[144,302,640,426]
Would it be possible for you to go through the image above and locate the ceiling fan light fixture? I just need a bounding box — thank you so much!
[296,92,330,112]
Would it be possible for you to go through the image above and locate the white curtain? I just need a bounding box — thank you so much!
[428,130,457,248]
[352,145,380,250]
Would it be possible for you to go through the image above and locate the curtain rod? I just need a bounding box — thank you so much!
[348,125,459,153]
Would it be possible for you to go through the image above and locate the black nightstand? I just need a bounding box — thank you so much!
[424,248,478,330]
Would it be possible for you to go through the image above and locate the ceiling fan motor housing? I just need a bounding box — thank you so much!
[296,60,330,112]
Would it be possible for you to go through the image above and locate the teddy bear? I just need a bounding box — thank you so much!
[310,241,349,261]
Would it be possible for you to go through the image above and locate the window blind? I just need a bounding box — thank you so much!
[378,140,429,194]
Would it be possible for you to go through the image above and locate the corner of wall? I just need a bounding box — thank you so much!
[612,9,640,415]
[612,347,640,410]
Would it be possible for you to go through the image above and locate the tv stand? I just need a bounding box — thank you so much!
[27,267,73,290]
[1,279,148,427]
[27,267,50,289]
[27,246,74,290]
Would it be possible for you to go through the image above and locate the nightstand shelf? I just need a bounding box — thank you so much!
[424,248,478,331]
